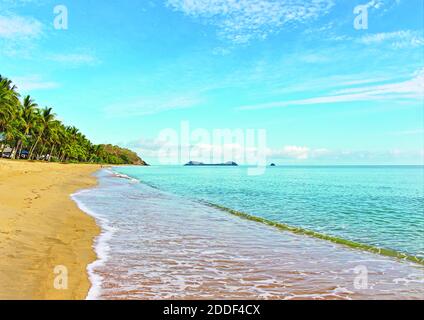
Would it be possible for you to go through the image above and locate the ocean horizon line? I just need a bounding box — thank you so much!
[117,164,424,167]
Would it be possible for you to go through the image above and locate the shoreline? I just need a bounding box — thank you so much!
[0,159,101,300]
[1,161,423,299]
[73,168,424,300]
[71,188,115,300]
[115,168,424,266]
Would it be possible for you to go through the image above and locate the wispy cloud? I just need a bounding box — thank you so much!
[333,69,424,97]
[270,145,312,160]
[105,95,202,117]
[272,73,397,96]
[0,14,42,39]
[388,128,424,136]
[126,138,423,164]
[239,68,424,110]
[0,13,43,58]
[48,53,100,66]
[364,0,385,10]
[359,30,424,48]
[126,138,321,162]
[0,0,45,10]
[12,75,59,91]
[270,146,423,163]
[166,0,335,43]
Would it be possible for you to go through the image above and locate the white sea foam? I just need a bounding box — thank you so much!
[68,168,424,300]
[71,189,116,300]
[109,169,140,183]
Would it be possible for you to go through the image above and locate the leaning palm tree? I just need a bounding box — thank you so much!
[1,74,142,164]
[1,109,24,158]
[29,107,56,160]
[14,96,38,159]
[44,120,63,161]
[0,76,20,136]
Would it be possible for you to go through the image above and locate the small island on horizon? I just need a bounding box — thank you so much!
[184,161,238,166]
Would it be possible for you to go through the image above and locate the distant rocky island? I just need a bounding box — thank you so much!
[184,161,238,166]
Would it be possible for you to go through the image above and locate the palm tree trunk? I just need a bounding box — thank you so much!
[29,135,41,160]
[39,145,47,160]
[0,143,5,157]
[10,146,17,159]
[14,140,22,159]
[49,145,55,161]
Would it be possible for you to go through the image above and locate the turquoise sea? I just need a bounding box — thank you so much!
[73,166,424,299]
[115,165,424,259]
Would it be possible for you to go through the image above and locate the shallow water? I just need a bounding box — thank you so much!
[115,165,424,259]
[73,169,424,300]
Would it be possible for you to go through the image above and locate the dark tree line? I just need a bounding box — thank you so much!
[0,75,145,165]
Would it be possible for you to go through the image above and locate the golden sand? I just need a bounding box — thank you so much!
[0,159,101,300]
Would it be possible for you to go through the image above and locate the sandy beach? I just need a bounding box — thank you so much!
[0,159,101,300]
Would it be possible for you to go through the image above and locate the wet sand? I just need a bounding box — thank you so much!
[0,160,100,300]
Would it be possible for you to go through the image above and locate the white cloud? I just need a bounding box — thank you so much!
[271,145,310,159]
[128,139,325,162]
[0,0,44,11]
[364,0,384,9]
[388,128,424,136]
[126,138,172,157]
[359,30,424,48]
[126,139,252,162]
[272,74,396,96]
[166,0,335,43]
[106,95,202,117]
[239,68,424,110]
[337,77,393,87]
[328,148,424,163]
[330,68,424,99]
[48,53,99,66]
[270,146,423,163]
[0,14,43,58]
[12,75,59,91]
[127,137,423,164]
[0,14,42,39]
[267,146,332,160]
[361,0,402,12]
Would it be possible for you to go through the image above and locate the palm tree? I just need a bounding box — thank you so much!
[44,120,63,161]
[29,107,55,160]
[0,76,20,155]
[1,74,143,164]
[14,96,38,159]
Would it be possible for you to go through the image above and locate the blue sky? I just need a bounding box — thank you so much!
[0,0,423,164]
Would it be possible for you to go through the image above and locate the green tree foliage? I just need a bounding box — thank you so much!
[0,75,146,165]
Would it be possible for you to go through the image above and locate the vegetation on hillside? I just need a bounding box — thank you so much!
[96,144,147,165]
[0,75,146,165]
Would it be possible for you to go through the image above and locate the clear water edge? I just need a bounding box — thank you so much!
[71,166,424,300]
[114,165,424,259]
